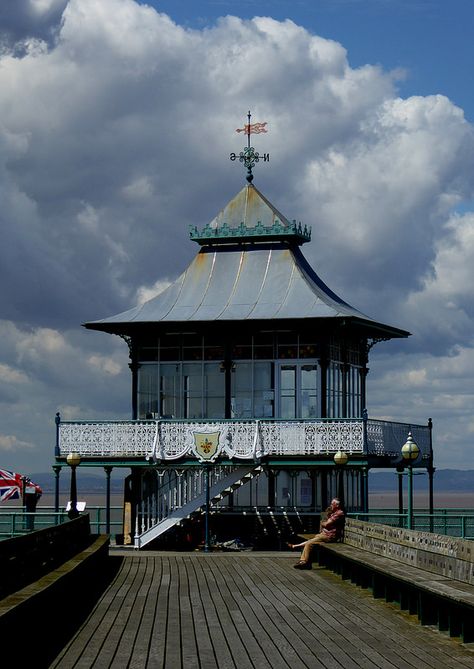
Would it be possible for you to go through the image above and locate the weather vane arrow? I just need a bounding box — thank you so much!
[230,111,270,183]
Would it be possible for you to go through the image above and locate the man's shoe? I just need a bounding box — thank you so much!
[294,561,311,570]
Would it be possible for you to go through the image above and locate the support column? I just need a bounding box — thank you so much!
[53,466,61,514]
[407,464,414,530]
[104,466,113,534]
[224,343,233,419]
[124,468,140,546]
[341,361,348,418]
[204,464,211,552]
[359,367,369,419]
[320,470,328,510]
[129,358,140,420]
[320,342,328,418]
[337,467,345,505]
[361,467,369,514]
[310,470,318,511]
[267,469,278,508]
[427,418,435,531]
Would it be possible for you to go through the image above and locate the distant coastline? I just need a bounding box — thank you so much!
[17,469,474,513]
[27,468,474,494]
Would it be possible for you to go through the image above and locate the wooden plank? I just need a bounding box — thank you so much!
[48,553,474,669]
[92,555,148,667]
[183,558,219,669]
[313,547,474,669]
[246,556,392,669]
[205,557,285,669]
[176,558,200,669]
[163,557,183,668]
[205,558,292,669]
[218,555,337,669]
[146,556,172,668]
[300,562,473,669]
[190,556,237,668]
[49,555,135,668]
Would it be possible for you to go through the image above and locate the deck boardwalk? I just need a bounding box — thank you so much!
[50,551,474,669]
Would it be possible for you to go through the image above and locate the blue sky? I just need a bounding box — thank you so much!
[0,0,474,476]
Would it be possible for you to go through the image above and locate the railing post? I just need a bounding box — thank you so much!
[55,412,61,457]
[362,408,368,454]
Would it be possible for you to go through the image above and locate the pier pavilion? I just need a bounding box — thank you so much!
[53,162,433,548]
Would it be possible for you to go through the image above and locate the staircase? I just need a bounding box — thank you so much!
[135,465,263,548]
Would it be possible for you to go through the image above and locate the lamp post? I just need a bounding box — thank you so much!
[401,433,419,530]
[67,452,81,519]
[334,450,348,506]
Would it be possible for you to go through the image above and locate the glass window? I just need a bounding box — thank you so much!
[347,365,361,418]
[280,365,297,418]
[301,364,318,418]
[277,333,298,359]
[253,333,274,360]
[232,362,252,418]
[299,341,318,358]
[183,363,203,419]
[254,362,273,418]
[300,477,312,506]
[232,339,252,359]
[204,345,225,360]
[138,346,159,361]
[160,364,180,418]
[203,363,225,419]
[327,362,343,418]
[138,364,158,418]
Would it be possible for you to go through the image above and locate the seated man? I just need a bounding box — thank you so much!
[289,498,345,569]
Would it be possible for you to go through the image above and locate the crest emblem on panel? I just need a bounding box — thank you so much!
[192,431,222,462]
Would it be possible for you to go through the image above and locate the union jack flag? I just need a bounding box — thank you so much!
[236,121,268,135]
[0,468,23,502]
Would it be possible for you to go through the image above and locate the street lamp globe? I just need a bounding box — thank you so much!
[66,452,81,467]
[401,433,419,462]
[334,450,349,466]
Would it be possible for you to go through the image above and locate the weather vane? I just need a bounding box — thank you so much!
[230,111,269,183]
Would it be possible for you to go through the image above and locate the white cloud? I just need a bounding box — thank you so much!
[87,354,122,376]
[136,279,173,306]
[0,363,29,384]
[0,434,34,452]
[0,0,473,471]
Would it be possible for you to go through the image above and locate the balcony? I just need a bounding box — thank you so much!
[55,417,432,463]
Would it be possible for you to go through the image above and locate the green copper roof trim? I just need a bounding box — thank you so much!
[189,218,312,245]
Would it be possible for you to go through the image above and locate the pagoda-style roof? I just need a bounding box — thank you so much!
[85,184,409,340]
[190,184,311,245]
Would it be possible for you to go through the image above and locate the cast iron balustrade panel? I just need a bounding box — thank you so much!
[57,418,429,461]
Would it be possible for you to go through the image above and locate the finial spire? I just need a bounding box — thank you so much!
[231,111,269,183]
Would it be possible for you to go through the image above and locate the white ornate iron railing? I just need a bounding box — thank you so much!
[56,417,431,461]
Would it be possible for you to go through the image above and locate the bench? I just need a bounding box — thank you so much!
[311,518,474,643]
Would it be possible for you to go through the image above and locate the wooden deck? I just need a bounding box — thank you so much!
[50,550,474,669]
